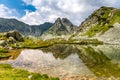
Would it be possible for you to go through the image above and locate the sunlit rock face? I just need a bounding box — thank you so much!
[98,23,120,44]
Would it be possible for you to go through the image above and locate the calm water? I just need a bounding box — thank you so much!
[3,44,120,80]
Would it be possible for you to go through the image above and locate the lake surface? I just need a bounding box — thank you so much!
[2,44,120,80]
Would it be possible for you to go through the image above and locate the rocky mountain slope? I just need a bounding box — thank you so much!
[73,6,120,44]
[41,18,77,40]
[43,18,76,35]
[0,17,76,37]
[29,22,53,36]
[0,18,53,36]
[0,18,29,35]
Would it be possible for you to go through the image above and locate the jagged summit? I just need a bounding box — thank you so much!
[61,18,74,27]
[44,17,75,35]
[54,17,74,27]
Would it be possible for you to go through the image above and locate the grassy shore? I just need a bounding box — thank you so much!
[0,64,59,80]
[10,38,103,49]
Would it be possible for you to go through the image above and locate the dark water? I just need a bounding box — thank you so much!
[3,44,120,80]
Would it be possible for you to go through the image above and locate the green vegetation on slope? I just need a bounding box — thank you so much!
[0,64,59,80]
[82,7,120,37]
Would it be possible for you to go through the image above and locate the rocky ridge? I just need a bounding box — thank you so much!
[73,6,120,44]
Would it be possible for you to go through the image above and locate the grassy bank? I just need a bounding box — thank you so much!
[0,48,22,60]
[0,64,59,80]
[10,38,103,49]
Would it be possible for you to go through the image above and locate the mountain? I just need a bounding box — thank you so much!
[1,6,120,44]
[73,6,120,44]
[0,18,30,36]
[29,22,53,36]
[0,17,76,37]
[43,18,76,35]
[0,18,53,36]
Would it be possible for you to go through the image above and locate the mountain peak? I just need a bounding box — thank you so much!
[44,17,75,35]
[54,17,74,27]
[55,17,61,23]
[61,18,74,27]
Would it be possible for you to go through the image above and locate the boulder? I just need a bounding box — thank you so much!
[5,30,24,42]
[7,37,16,44]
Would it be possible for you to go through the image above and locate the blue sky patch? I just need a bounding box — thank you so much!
[0,0,36,17]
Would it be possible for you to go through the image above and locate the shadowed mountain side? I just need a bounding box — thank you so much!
[0,18,53,36]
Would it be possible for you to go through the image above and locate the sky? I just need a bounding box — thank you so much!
[0,0,120,25]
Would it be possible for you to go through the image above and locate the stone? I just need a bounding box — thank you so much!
[7,37,16,44]
[5,30,24,42]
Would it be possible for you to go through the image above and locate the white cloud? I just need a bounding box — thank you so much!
[0,4,18,18]
[21,0,120,25]
[22,0,33,5]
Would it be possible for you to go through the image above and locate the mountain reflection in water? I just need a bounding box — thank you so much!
[5,44,120,79]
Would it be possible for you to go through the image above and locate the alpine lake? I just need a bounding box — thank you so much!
[1,44,120,80]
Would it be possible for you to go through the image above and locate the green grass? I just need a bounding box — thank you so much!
[0,64,59,80]
[110,9,120,24]
[0,53,11,59]
[83,24,110,37]
[19,38,54,49]
[19,38,103,48]
[0,48,11,59]
[0,48,8,53]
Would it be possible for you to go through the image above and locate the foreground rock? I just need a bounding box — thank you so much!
[5,30,24,42]
[0,30,24,49]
